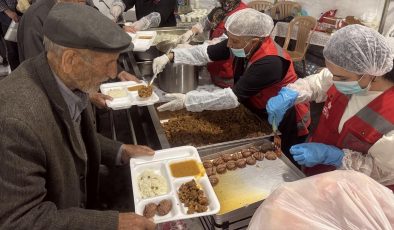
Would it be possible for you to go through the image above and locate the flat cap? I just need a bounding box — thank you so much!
[43,3,131,52]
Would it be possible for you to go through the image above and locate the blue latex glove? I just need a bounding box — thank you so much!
[266,87,298,128]
[290,143,344,167]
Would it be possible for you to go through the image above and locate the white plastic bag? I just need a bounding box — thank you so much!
[248,170,394,230]
[5,21,18,42]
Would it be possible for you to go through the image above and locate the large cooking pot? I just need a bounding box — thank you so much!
[158,63,199,93]
[136,61,199,93]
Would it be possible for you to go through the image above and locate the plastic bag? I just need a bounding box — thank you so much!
[248,170,394,230]
[5,21,18,42]
[185,88,239,112]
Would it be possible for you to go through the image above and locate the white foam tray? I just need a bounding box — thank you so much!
[128,31,157,52]
[100,81,159,110]
[130,146,221,224]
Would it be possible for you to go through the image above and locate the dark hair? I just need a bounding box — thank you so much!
[384,59,394,83]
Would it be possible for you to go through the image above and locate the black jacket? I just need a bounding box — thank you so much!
[123,0,176,27]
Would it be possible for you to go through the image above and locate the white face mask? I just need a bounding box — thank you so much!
[333,75,373,95]
[230,40,251,58]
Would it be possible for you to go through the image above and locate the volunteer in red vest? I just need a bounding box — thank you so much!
[152,8,310,159]
[178,0,247,88]
[267,25,394,188]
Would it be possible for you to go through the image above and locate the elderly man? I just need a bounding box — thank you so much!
[17,0,137,108]
[0,3,155,230]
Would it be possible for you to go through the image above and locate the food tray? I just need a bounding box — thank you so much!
[130,146,221,224]
[128,31,157,52]
[100,81,159,110]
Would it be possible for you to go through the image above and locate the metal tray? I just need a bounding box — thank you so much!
[156,106,274,148]
[198,139,304,229]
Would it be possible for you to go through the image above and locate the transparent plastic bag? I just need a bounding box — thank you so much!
[248,170,394,230]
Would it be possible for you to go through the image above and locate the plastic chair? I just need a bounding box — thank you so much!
[271,1,301,20]
[247,1,273,13]
[283,16,317,76]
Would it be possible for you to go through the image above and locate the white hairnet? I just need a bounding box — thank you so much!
[224,8,274,37]
[323,24,394,76]
[248,170,394,230]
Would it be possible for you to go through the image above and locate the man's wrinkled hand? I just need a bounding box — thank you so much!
[89,92,112,109]
[124,25,137,33]
[5,10,19,22]
[121,144,155,163]
[118,71,140,82]
[118,212,155,230]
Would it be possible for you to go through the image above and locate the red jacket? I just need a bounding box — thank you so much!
[305,86,394,189]
[247,37,310,136]
[207,2,247,88]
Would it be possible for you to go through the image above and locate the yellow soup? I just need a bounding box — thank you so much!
[170,160,202,178]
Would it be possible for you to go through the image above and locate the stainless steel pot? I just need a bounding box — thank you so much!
[136,61,154,80]
[158,63,199,93]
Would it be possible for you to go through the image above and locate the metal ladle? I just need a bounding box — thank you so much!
[148,73,158,86]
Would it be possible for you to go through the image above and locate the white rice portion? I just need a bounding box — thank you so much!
[138,170,168,198]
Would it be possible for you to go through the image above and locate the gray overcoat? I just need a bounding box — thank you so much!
[0,53,122,230]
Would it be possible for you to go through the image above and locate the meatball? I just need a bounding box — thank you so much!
[221,154,233,162]
[232,152,243,161]
[236,158,247,168]
[253,152,265,161]
[226,160,237,170]
[205,167,216,176]
[265,151,277,160]
[209,175,219,186]
[242,151,252,158]
[249,147,259,152]
[216,164,227,174]
[246,156,256,165]
[143,203,157,218]
[203,160,213,169]
[157,199,172,216]
[213,157,224,166]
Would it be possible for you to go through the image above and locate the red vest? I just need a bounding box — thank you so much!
[207,2,247,88]
[305,86,394,190]
[247,37,311,136]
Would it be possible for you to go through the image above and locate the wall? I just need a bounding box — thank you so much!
[241,0,386,29]
[383,0,394,36]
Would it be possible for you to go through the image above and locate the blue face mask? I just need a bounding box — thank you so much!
[333,75,372,95]
[230,41,251,58]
